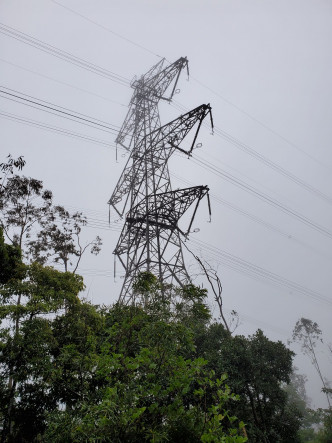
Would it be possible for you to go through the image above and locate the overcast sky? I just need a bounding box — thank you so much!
[1,0,331,407]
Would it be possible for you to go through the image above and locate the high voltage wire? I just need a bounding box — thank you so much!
[8,200,325,309]
[3,107,332,244]
[3,89,331,247]
[22,203,329,308]
[0,58,128,108]
[4,203,123,233]
[1,19,327,181]
[0,47,330,246]
[0,109,119,150]
[20,178,332,274]
[47,0,325,170]
[51,228,331,307]
[4,201,329,329]
[42,263,291,337]
[48,0,328,172]
[0,86,121,134]
[3,83,331,218]
[213,127,332,205]
[50,0,163,60]
[2,21,330,208]
[171,172,332,262]
[172,100,332,206]
[191,154,332,240]
[188,238,332,306]
[188,77,329,171]
[1,16,327,338]
[0,22,131,86]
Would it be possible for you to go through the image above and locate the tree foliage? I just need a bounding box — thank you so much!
[0,154,310,442]
[0,228,22,284]
[0,154,102,273]
[292,318,331,409]
[44,298,246,442]
[194,322,301,442]
[0,261,84,441]
[1,270,247,442]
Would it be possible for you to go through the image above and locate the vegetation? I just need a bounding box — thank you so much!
[0,155,331,441]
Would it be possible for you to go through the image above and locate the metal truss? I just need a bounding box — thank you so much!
[109,57,213,304]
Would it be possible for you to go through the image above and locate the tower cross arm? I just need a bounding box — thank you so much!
[108,105,213,216]
[115,57,189,151]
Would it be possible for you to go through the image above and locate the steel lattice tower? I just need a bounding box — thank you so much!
[108,57,213,304]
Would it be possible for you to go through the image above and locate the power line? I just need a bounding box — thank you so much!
[3,81,330,220]
[50,0,163,60]
[0,109,119,150]
[0,22,131,86]
[213,127,332,205]
[49,0,327,175]
[4,84,331,213]
[188,238,332,306]
[4,203,123,234]
[0,86,121,134]
[3,107,332,244]
[3,85,331,248]
[191,154,332,241]
[171,172,332,263]
[188,77,329,171]
[2,17,325,181]
[0,57,127,108]
[172,100,332,206]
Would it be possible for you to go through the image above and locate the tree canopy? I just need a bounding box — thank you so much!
[1,155,328,442]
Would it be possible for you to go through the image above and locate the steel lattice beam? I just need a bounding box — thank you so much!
[108,104,213,217]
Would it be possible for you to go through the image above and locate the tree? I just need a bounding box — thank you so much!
[0,262,84,442]
[28,205,102,273]
[0,154,25,193]
[0,154,102,272]
[194,323,301,442]
[283,367,327,442]
[43,283,247,442]
[315,408,332,442]
[0,153,103,440]
[1,270,248,442]
[0,173,54,252]
[183,242,234,334]
[292,318,331,408]
[0,228,22,285]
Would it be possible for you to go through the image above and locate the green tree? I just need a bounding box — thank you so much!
[0,262,84,442]
[195,323,301,442]
[44,281,247,442]
[0,154,102,273]
[315,408,332,442]
[292,318,331,408]
[1,271,247,442]
[0,154,25,193]
[0,228,22,284]
[28,205,102,272]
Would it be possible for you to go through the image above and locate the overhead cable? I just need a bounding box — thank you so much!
[0,22,131,86]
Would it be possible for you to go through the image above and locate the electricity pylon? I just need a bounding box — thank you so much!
[108,57,213,304]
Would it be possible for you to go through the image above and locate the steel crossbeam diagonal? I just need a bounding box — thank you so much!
[115,57,189,151]
[116,186,210,255]
[109,57,213,303]
[115,186,210,304]
[108,103,213,217]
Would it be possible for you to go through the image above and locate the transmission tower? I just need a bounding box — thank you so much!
[108,57,213,304]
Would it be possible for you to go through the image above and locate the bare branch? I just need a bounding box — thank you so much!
[182,241,230,334]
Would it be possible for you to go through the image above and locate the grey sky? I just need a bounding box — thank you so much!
[1,0,331,407]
